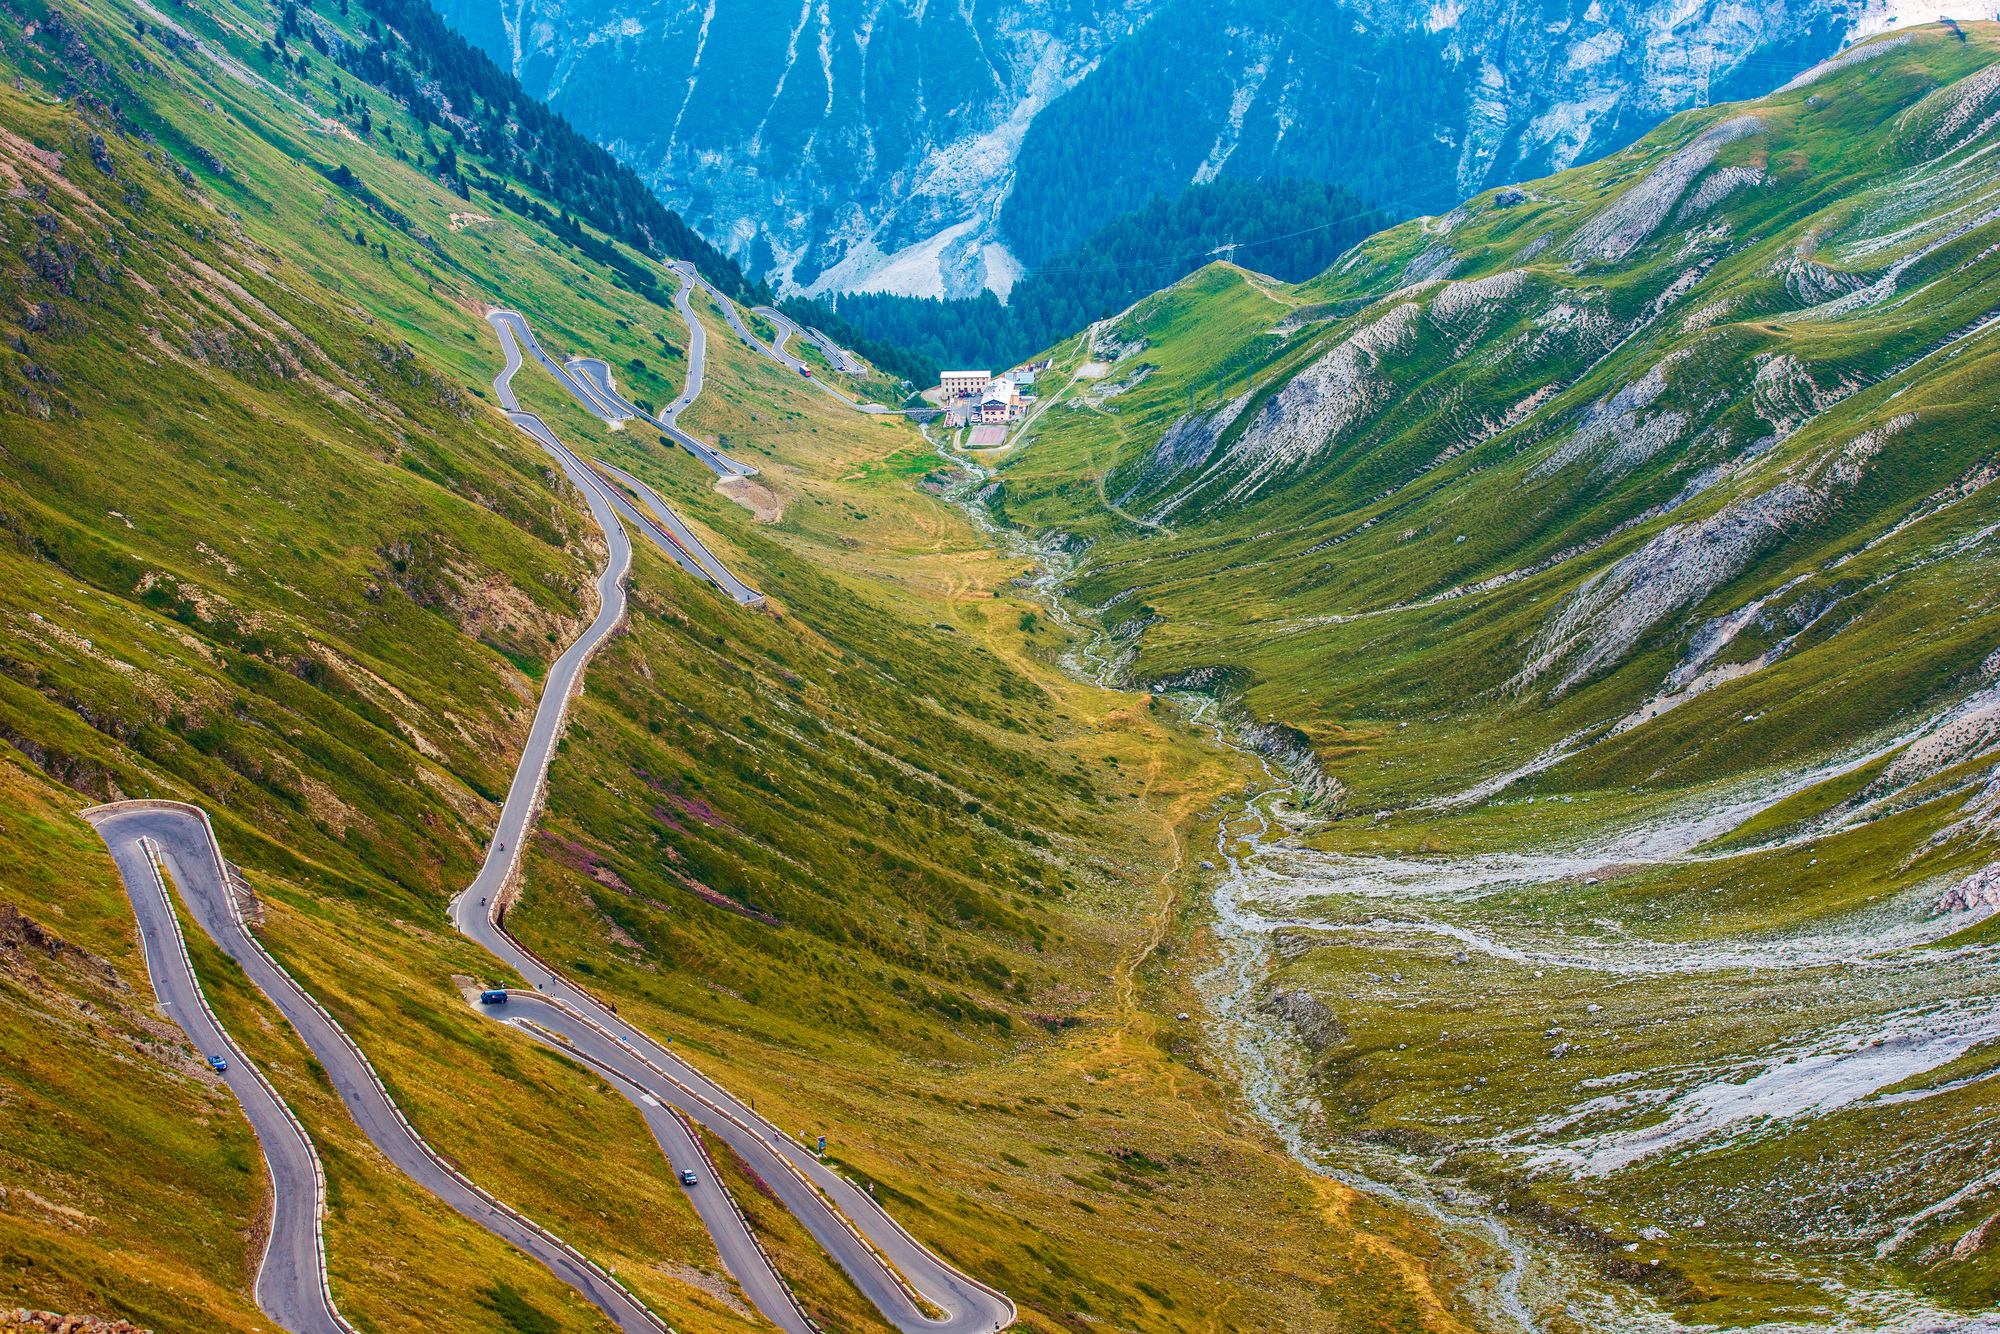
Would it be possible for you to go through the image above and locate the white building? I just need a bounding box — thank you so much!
[940,369,991,398]
[977,377,1026,423]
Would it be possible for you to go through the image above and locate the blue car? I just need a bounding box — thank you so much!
[480,990,509,1005]
[207,1055,228,1073]
[678,1169,698,1186]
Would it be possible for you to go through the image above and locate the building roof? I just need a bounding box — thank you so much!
[945,369,990,378]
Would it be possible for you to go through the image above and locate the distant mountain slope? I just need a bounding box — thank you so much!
[999,0,1855,266]
[1006,24,2000,748]
[828,176,1387,374]
[431,0,1855,298]
[354,0,760,299]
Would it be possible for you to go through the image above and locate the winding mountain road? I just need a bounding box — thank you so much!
[484,986,1018,1333]
[79,282,1011,1334]
[80,810,351,1334]
[753,305,865,377]
[675,267,886,414]
[463,306,1017,1334]
[588,455,766,606]
[490,304,759,479]
[83,803,670,1334]
[491,1002,819,1334]
[486,310,764,606]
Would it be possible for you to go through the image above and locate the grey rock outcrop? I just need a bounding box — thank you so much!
[431,0,1856,299]
[1259,988,1346,1052]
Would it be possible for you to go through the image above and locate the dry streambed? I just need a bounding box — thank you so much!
[1192,735,2000,1331]
[937,437,2000,1328]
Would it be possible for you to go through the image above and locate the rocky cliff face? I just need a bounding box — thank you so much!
[432,0,1151,298]
[1388,0,1850,202]
[434,0,1878,299]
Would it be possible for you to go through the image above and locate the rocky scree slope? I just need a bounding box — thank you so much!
[990,23,2000,1321]
[1008,22,2000,804]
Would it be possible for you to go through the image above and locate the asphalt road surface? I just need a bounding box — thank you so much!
[489,998,817,1334]
[85,803,670,1334]
[677,269,885,414]
[451,915,1017,1333]
[492,304,757,479]
[77,293,1009,1334]
[82,806,349,1334]
[568,356,644,418]
[458,308,1017,1333]
[590,456,765,605]
[659,267,763,477]
[753,306,865,376]
[663,262,709,419]
[488,309,620,421]
[486,311,763,605]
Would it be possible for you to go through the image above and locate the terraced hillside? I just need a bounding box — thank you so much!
[977,20,2000,1328]
[0,0,1476,1330]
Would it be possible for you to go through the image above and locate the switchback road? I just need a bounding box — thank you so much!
[486,310,764,606]
[453,897,1018,1334]
[752,306,865,377]
[490,304,758,479]
[465,298,1017,1334]
[84,803,670,1334]
[675,268,886,414]
[490,996,817,1334]
[81,808,350,1334]
[81,282,1006,1334]
[589,456,765,606]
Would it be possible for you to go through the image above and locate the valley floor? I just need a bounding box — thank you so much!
[10,1,2000,1330]
[0,0,1494,1324]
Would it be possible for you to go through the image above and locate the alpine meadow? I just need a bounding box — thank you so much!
[0,0,1999,1333]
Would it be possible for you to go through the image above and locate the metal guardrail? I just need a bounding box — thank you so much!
[665,1104,826,1334]
[88,806,361,1334]
[505,1015,821,1333]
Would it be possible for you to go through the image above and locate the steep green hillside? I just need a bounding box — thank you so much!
[980,21,2000,1326]
[1001,22,2000,798]
[0,0,1476,1329]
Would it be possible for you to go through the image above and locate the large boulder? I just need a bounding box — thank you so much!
[1258,989,1346,1053]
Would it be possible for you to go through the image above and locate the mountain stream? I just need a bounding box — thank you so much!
[930,427,2000,1333]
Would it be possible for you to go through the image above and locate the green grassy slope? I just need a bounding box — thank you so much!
[999,27,2000,800]
[0,0,1480,1328]
[976,20,2000,1324]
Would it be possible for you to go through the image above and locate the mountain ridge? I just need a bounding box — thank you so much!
[432,0,1871,300]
